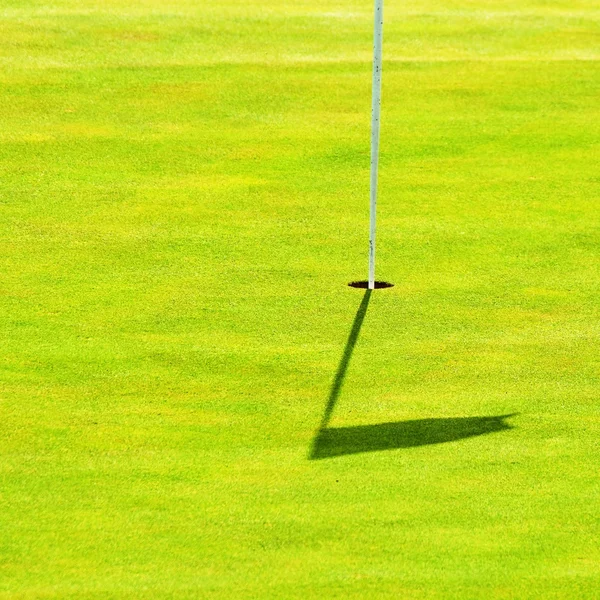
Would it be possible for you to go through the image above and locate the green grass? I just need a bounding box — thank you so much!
[1,0,600,597]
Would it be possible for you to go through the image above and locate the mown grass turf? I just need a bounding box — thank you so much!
[1,0,599,598]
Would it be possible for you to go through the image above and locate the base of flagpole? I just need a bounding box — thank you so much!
[348,281,393,289]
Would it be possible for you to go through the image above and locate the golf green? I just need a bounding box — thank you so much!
[1,0,599,597]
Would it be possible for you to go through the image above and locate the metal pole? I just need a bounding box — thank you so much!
[368,0,384,290]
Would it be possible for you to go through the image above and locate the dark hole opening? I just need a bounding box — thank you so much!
[348,281,394,289]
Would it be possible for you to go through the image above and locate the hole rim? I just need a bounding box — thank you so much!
[348,280,394,289]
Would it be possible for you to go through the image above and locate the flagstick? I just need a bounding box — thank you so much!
[369,0,384,290]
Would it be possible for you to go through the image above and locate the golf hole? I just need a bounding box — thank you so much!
[348,281,394,289]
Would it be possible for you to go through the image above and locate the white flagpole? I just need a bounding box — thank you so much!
[368,0,384,290]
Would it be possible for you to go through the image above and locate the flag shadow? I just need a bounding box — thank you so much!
[310,414,517,460]
[309,289,517,460]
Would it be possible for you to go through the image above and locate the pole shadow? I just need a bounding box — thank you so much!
[309,290,517,460]
[317,289,372,432]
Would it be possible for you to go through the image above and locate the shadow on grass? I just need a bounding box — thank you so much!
[317,289,372,431]
[309,289,517,460]
[310,414,517,460]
